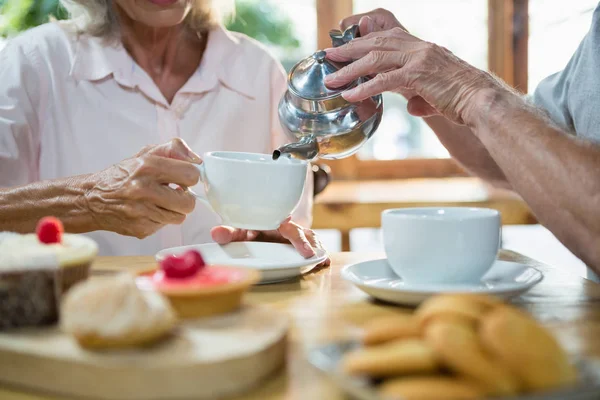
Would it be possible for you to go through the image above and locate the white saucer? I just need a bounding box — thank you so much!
[341,259,543,306]
[156,242,327,284]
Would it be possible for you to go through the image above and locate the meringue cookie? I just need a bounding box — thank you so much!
[61,274,176,349]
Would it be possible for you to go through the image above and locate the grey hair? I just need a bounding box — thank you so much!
[59,0,233,38]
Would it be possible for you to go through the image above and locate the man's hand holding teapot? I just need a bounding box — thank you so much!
[324,8,509,127]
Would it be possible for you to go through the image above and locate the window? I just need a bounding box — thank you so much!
[227,0,317,72]
[528,0,596,91]
[267,1,317,72]
[353,0,488,160]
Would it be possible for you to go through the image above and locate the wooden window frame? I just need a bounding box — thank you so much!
[315,0,529,181]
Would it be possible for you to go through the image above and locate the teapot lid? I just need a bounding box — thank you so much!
[288,50,355,100]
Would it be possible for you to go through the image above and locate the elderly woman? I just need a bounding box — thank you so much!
[0,0,328,261]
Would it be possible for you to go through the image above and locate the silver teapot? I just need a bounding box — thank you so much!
[274,25,383,161]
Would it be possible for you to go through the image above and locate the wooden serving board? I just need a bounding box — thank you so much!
[0,305,288,400]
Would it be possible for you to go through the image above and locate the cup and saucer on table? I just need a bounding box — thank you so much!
[342,207,544,306]
[157,151,327,284]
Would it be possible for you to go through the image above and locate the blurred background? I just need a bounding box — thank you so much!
[1,0,595,161]
[0,0,594,276]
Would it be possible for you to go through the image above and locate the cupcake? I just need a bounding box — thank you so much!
[61,274,177,349]
[0,217,97,329]
[136,250,260,319]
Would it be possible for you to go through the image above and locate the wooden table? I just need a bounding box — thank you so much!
[313,178,535,250]
[3,251,599,400]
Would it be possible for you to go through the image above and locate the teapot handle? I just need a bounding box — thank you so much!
[329,24,360,48]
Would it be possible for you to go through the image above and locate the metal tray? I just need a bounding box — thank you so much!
[307,341,600,400]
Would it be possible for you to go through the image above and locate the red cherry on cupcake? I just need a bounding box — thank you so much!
[183,250,206,271]
[160,250,206,279]
[36,216,64,244]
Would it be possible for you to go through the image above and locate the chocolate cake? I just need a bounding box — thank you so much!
[0,229,98,330]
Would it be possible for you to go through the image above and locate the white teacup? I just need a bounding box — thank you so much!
[382,207,501,285]
[191,151,308,231]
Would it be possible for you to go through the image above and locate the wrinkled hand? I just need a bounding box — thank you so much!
[85,138,200,238]
[338,8,416,101]
[325,8,502,125]
[211,217,331,268]
[340,8,404,34]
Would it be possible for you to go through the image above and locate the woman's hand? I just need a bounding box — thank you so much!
[210,217,331,267]
[84,138,200,238]
[325,8,504,125]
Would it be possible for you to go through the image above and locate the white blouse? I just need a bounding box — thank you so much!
[0,21,312,256]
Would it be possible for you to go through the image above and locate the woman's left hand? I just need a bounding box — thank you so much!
[210,217,331,268]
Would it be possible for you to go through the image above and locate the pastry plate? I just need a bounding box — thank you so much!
[156,242,327,284]
[307,340,600,400]
[341,259,543,306]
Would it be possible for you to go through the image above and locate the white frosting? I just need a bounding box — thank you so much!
[0,232,19,242]
[0,232,97,270]
[0,252,59,270]
[61,274,176,338]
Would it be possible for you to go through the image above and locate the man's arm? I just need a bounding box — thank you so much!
[423,83,600,273]
[422,115,511,189]
[469,89,600,272]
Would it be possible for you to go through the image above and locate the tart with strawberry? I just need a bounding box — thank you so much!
[136,250,260,319]
[0,217,98,329]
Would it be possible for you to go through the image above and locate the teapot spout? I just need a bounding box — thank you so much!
[273,138,319,161]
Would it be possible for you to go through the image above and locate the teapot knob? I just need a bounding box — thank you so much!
[312,50,327,63]
[329,24,360,47]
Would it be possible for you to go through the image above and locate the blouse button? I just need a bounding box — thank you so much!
[173,106,184,118]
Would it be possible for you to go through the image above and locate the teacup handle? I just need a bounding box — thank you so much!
[187,163,211,208]
[187,187,210,207]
